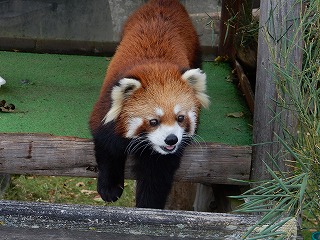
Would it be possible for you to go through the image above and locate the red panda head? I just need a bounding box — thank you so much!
[103,63,209,155]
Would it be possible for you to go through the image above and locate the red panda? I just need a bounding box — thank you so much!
[90,0,209,209]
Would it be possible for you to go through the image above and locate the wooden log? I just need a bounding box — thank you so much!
[0,200,260,239]
[234,59,255,113]
[0,133,251,185]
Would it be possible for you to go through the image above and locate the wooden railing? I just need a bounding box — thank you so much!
[0,133,251,185]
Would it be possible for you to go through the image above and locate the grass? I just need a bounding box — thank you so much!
[3,176,135,207]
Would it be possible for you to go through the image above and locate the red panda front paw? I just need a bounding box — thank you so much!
[98,182,124,203]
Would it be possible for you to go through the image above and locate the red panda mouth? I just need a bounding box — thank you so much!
[160,145,177,153]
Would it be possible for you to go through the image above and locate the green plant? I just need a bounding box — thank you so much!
[231,0,320,239]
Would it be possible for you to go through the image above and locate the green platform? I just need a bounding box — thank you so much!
[0,51,252,145]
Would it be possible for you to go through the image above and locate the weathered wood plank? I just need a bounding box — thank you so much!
[235,59,255,113]
[0,200,260,239]
[0,133,251,185]
[0,226,147,240]
[252,0,302,180]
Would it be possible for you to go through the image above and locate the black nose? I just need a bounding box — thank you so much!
[164,134,178,145]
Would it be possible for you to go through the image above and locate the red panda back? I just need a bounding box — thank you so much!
[121,0,199,64]
[90,0,201,132]
[107,0,200,77]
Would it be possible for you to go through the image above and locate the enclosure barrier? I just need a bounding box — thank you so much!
[0,133,251,184]
[0,132,255,239]
[0,133,301,239]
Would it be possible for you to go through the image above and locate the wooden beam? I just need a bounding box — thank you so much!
[252,0,302,180]
[0,133,251,185]
[234,59,255,113]
[0,200,302,239]
[0,200,261,239]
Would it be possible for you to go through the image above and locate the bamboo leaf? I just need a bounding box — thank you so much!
[275,133,309,172]
[299,174,308,205]
[263,162,291,195]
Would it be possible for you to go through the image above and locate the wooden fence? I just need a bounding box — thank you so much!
[0,133,251,185]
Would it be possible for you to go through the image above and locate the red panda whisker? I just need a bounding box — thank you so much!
[192,134,206,143]
[126,138,140,154]
[126,137,148,154]
[187,134,206,156]
[127,137,151,155]
[135,142,150,155]
[190,135,202,147]
[139,143,153,157]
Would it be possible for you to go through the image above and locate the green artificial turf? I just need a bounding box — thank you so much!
[0,51,252,145]
[0,51,106,138]
[198,62,252,145]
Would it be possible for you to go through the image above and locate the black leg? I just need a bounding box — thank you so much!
[133,152,181,209]
[93,124,129,203]
[95,148,126,203]
[135,179,174,209]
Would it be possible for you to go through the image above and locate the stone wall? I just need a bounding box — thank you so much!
[0,0,220,54]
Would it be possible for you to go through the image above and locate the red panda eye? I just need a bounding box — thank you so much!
[149,119,159,127]
[177,115,185,123]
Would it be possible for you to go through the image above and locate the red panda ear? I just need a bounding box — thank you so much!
[181,68,210,108]
[103,78,141,124]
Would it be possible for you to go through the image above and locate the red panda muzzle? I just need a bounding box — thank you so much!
[164,134,178,146]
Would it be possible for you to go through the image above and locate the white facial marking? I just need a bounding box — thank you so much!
[126,117,143,138]
[155,107,164,117]
[147,123,184,155]
[103,78,141,124]
[174,104,181,115]
[188,110,197,135]
[181,68,210,108]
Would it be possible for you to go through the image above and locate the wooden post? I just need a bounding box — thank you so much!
[218,0,243,58]
[251,0,302,180]
[218,0,233,57]
[0,174,10,197]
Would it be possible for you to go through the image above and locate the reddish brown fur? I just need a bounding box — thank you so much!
[90,0,201,132]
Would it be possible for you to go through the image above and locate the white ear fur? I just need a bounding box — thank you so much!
[181,68,210,108]
[103,78,141,124]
